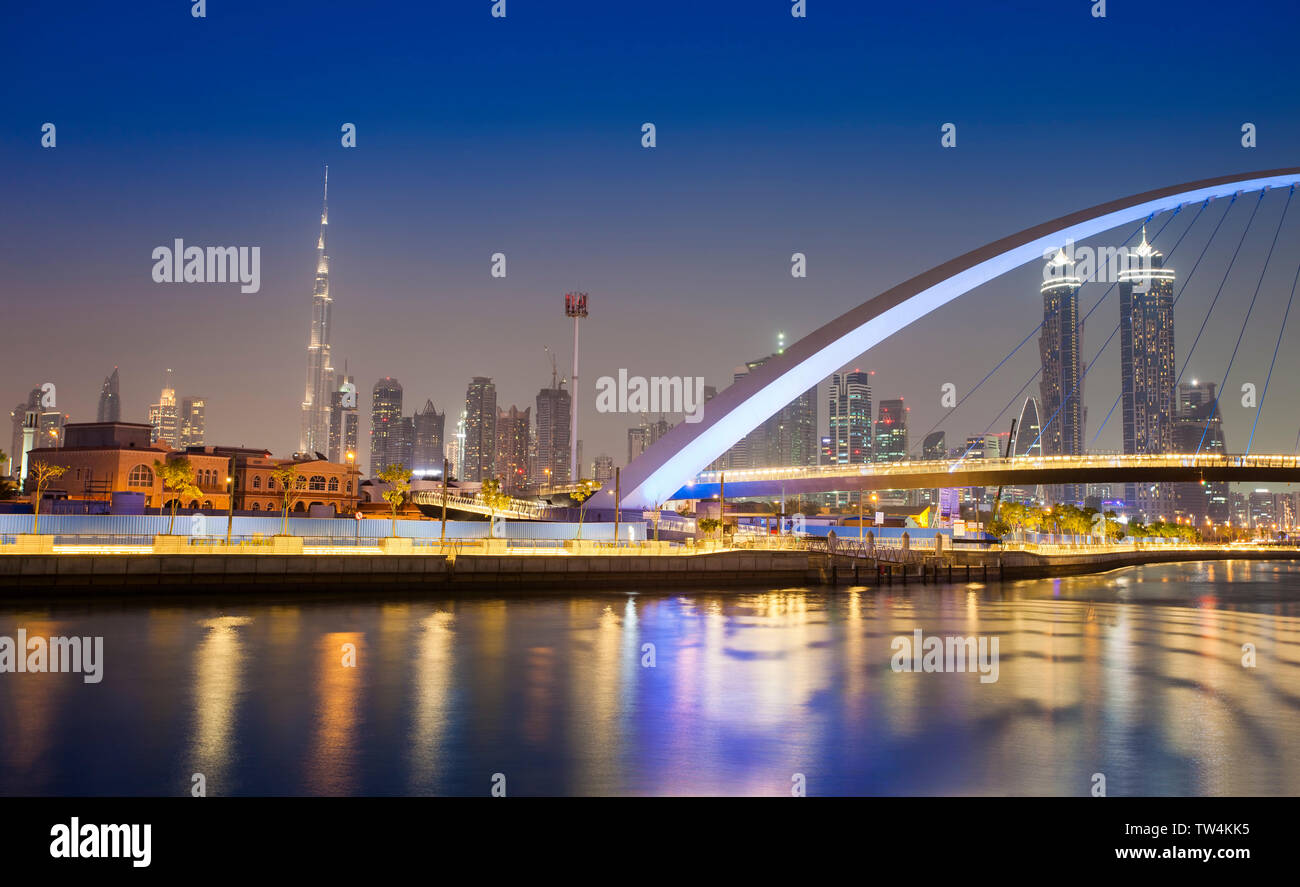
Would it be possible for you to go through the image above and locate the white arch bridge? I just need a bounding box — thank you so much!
[618,167,1300,509]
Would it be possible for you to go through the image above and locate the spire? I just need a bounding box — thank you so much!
[317,166,328,250]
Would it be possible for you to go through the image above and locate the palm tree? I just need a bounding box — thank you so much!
[376,463,414,537]
[154,457,201,535]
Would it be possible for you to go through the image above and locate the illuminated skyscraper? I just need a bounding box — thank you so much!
[300,168,335,455]
[827,368,872,507]
[725,354,817,470]
[369,377,403,477]
[180,396,205,448]
[1173,380,1228,524]
[536,375,572,486]
[1039,247,1084,503]
[149,369,179,447]
[1119,229,1176,520]
[463,377,497,482]
[328,372,359,464]
[874,399,907,462]
[828,369,872,465]
[495,405,530,492]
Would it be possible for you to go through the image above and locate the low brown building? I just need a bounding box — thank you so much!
[24,423,361,515]
[27,422,232,510]
[214,447,360,516]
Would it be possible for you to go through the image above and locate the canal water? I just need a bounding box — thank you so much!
[2,559,1298,796]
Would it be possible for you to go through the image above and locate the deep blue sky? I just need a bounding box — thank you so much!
[4,0,1300,470]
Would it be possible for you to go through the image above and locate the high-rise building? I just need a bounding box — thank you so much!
[828,369,873,465]
[922,431,947,460]
[180,397,205,448]
[412,399,446,478]
[149,369,179,447]
[627,425,650,467]
[827,369,873,507]
[369,377,403,477]
[495,405,531,492]
[463,377,497,482]
[1007,397,1043,504]
[1172,380,1228,524]
[391,416,414,473]
[874,399,907,462]
[1039,248,1085,502]
[593,454,615,485]
[724,355,818,470]
[327,372,359,464]
[451,410,467,480]
[97,367,120,422]
[1119,229,1177,520]
[536,379,572,487]
[299,168,335,456]
[1012,397,1043,457]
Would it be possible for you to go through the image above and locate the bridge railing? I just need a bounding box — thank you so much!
[693,451,1300,484]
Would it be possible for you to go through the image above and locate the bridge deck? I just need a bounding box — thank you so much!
[673,453,1300,499]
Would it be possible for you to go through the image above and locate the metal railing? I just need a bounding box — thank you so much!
[693,451,1300,484]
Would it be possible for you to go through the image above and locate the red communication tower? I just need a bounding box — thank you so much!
[565,292,588,317]
[564,293,589,482]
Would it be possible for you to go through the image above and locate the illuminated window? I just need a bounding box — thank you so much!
[327,477,339,492]
[309,475,326,491]
[253,475,262,489]
[128,464,153,487]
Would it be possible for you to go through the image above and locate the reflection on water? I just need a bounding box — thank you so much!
[1,560,1299,796]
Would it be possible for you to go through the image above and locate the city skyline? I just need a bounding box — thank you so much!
[5,3,1300,490]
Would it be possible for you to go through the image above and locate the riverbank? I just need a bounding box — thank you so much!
[0,549,829,596]
[947,544,1300,580]
[2,544,1297,598]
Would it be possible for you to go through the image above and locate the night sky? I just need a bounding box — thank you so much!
[4,0,1300,473]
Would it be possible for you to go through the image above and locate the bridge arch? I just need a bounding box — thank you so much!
[618,167,1300,508]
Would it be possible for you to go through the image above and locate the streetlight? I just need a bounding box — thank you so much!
[225,460,235,545]
[345,451,358,544]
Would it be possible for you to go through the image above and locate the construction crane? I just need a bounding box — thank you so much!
[544,346,559,389]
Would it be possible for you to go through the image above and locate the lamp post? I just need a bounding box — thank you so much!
[440,457,449,549]
[345,451,357,544]
[225,456,235,546]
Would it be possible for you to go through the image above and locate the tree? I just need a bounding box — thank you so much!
[1097,509,1122,542]
[571,478,599,540]
[479,476,511,539]
[27,460,67,535]
[270,463,305,536]
[377,463,414,537]
[154,457,200,535]
[697,517,721,538]
[987,514,1012,539]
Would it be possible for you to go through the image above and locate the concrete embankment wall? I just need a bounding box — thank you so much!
[0,550,828,596]
[945,546,1300,579]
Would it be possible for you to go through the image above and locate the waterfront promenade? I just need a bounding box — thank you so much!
[1,529,1298,595]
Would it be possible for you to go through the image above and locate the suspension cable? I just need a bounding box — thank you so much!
[1198,186,1295,455]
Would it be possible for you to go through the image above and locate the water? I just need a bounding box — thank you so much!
[2,559,1299,796]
